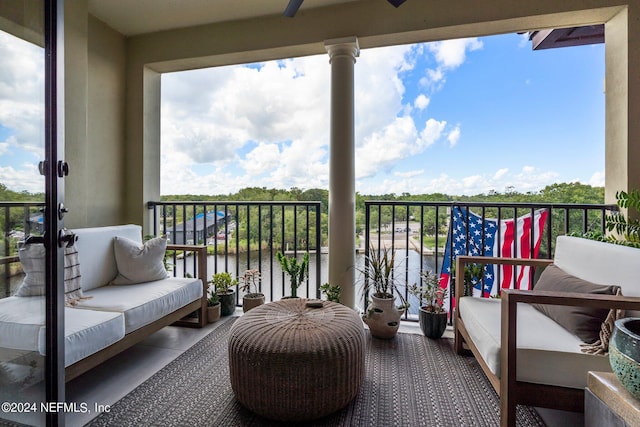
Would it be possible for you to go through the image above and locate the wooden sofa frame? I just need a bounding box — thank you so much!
[454,255,640,427]
[65,244,208,382]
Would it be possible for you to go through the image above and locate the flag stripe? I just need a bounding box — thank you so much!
[440,206,548,306]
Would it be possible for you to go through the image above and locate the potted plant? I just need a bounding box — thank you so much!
[240,268,265,312]
[206,286,221,323]
[319,282,341,303]
[359,245,407,339]
[210,272,238,316]
[276,251,309,298]
[409,270,449,339]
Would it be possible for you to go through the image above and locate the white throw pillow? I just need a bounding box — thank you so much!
[111,235,168,285]
[15,242,90,306]
[15,242,46,296]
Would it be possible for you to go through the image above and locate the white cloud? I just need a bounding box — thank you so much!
[422,38,483,88]
[428,38,484,69]
[0,32,44,154]
[588,171,605,187]
[161,55,332,194]
[0,164,43,194]
[160,43,439,194]
[414,94,430,110]
[447,126,461,147]
[518,33,530,48]
[522,165,535,174]
[493,168,509,180]
[356,115,419,179]
[0,31,45,193]
[394,170,424,179]
[356,166,562,196]
[420,119,446,147]
[240,143,282,177]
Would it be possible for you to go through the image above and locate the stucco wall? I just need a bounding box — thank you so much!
[65,10,126,228]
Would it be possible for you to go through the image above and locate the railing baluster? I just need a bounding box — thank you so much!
[139,199,615,319]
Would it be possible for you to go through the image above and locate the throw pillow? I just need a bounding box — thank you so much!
[111,235,168,285]
[15,241,46,296]
[532,264,620,344]
[580,288,625,355]
[15,241,91,306]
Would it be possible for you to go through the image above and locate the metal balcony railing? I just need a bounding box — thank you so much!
[363,201,618,321]
[0,202,45,297]
[148,201,323,305]
[0,199,618,319]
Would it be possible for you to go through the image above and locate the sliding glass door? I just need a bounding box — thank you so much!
[0,1,64,425]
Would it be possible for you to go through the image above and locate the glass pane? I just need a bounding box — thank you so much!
[0,1,46,425]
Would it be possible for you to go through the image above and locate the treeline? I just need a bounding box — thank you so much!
[0,183,44,202]
[159,182,606,249]
[162,182,604,211]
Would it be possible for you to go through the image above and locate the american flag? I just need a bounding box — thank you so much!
[439,206,548,299]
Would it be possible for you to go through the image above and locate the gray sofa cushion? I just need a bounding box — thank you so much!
[532,264,619,344]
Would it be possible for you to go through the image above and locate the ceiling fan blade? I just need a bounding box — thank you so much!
[387,0,407,7]
[283,0,304,17]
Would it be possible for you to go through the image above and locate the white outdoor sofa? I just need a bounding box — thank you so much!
[0,224,207,382]
[454,235,640,427]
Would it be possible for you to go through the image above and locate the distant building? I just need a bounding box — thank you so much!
[28,213,45,234]
[165,211,231,245]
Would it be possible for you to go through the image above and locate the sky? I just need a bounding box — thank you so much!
[0,30,605,196]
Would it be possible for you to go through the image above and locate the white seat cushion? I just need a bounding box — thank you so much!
[74,277,202,333]
[0,296,45,352]
[0,297,125,367]
[555,236,640,316]
[38,308,125,367]
[459,296,611,389]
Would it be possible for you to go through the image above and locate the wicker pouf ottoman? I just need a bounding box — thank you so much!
[228,298,365,422]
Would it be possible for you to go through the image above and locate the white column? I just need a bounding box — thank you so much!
[325,37,359,308]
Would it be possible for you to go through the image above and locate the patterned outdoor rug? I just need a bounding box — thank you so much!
[87,318,546,426]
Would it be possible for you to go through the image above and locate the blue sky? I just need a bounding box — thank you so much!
[0,30,605,196]
[160,33,604,196]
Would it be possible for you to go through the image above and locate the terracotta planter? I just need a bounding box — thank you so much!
[207,304,221,323]
[218,290,236,316]
[418,308,447,339]
[243,294,265,312]
[362,294,403,339]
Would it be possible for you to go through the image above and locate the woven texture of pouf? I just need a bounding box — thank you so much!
[228,298,365,422]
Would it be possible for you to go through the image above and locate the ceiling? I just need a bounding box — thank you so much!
[87,0,358,37]
[87,0,605,52]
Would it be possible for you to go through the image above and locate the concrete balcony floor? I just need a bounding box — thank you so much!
[65,309,584,427]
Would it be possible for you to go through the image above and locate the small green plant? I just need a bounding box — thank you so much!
[573,190,640,248]
[209,272,238,295]
[360,245,398,298]
[320,283,341,303]
[452,261,483,297]
[276,251,309,298]
[240,269,263,297]
[207,287,220,307]
[604,190,640,248]
[408,270,448,313]
[464,263,483,297]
